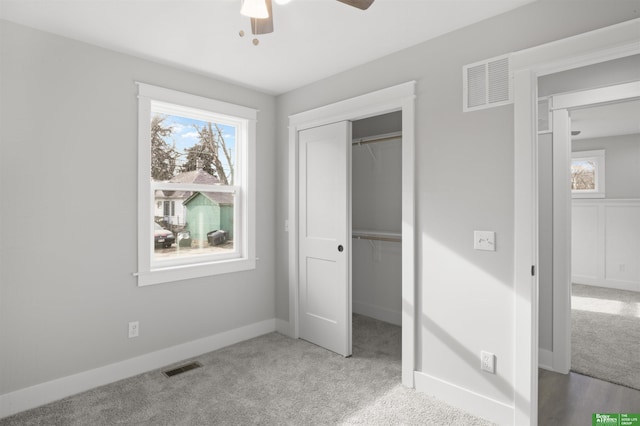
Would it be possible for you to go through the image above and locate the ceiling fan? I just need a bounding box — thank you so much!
[240,0,374,37]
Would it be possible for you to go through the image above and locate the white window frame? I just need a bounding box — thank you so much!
[136,83,257,286]
[571,149,605,198]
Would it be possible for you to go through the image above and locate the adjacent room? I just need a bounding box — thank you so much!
[536,57,640,425]
[1,1,639,425]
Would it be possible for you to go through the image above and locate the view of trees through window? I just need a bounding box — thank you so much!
[571,159,596,191]
[151,114,235,184]
[151,112,236,258]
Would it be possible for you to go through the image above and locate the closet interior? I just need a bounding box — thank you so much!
[351,111,402,327]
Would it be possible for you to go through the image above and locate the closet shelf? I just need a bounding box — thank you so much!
[352,229,401,243]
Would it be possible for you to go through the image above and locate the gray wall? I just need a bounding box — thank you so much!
[538,54,640,97]
[0,20,276,395]
[274,0,638,408]
[352,111,402,140]
[352,113,402,233]
[573,134,640,198]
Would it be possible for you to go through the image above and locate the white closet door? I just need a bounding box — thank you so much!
[298,121,351,357]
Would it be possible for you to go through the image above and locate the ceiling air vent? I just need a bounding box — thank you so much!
[463,54,512,112]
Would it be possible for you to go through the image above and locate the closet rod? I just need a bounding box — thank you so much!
[352,234,402,243]
[352,134,402,146]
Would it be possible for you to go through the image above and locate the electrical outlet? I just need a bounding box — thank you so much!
[481,351,495,374]
[128,321,139,338]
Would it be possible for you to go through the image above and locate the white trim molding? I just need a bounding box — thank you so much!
[275,319,290,335]
[414,371,514,426]
[135,82,258,286]
[287,81,416,388]
[551,80,640,110]
[538,349,554,372]
[0,319,276,419]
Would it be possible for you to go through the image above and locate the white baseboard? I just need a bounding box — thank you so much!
[414,371,513,426]
[539,348,554,371]
[0,318,276,419]
[353,301,401,326]
[573,277,640,293]
[275,318,291,337]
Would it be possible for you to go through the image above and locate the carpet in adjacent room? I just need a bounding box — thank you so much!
[571,283,640,390]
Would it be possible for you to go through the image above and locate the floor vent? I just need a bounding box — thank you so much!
[162,361,202,377]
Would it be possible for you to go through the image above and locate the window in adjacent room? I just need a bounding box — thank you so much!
[136,83,257,286]
[571,149,605,198]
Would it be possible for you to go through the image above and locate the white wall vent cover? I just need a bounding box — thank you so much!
[463,54,512,112]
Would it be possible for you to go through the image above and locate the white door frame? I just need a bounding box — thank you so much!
[548,80,640,375]
[549,106,572,375]
[512,18,640,425]
[288,81,416,387]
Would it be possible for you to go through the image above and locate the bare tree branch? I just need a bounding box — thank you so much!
[214,123,234,184]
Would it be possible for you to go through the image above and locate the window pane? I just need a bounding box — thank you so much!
[153,191,235,261]
[150,112,236,185]
[571,159,596,191]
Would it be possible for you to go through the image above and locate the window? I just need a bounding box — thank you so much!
[571,149,605,198]
[163,201,175,218]
[137,83,256,286]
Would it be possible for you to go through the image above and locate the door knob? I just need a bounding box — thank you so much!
[338,245,344,252]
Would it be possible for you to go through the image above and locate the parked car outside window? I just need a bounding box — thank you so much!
[154,223,175,248]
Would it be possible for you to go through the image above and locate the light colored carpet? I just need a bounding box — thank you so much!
[1,315,492,425]
[571,284,640,390]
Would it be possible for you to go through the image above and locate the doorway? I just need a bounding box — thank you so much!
[512,19,640,424]
[287,81,416,387]
[352,112,403,329]
[538,81,640,373]
[540,86,640,378]
[537,91,640,424]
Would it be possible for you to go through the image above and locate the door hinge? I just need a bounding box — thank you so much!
[531,265,535,276]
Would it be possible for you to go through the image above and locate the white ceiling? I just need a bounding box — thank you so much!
[571,100,640,140]
[0,0,535,95]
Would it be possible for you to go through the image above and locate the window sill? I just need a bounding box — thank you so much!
[572,192,605,199]
[136,257,256,286]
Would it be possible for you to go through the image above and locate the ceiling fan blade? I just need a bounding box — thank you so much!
[251,0,274,34]
[336,0,374,10]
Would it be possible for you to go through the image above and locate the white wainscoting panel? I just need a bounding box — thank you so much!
[572,199,640,292]
[572,203,601,281]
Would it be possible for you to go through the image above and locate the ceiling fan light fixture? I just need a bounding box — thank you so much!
[241,0,269,19]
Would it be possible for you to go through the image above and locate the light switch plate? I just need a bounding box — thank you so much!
[474,231,495,251]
